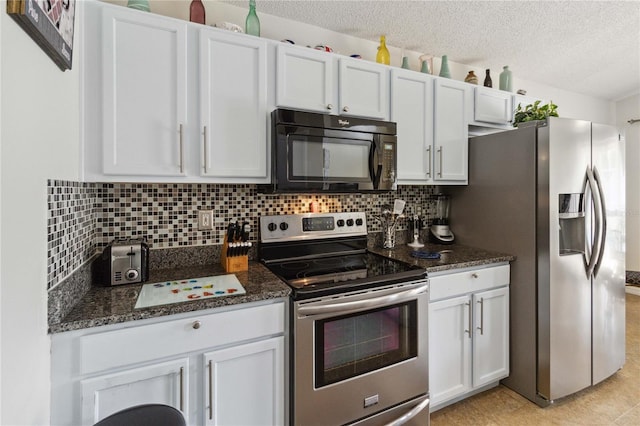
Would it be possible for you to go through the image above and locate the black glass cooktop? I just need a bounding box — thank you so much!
[266,251,425,299]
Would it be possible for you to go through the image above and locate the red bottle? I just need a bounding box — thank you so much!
[190,0,206,25]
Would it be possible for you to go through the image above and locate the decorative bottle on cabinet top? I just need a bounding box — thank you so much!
[499,66,513,92]
[245,0,261,36]
[484,69,492,87]
[439,55,451,78]
[376,35,390,65]
[189,0,205,24]
[127,0,150,12]
[464,71,478,84]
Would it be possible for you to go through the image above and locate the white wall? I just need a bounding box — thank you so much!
[0,3,81,425]
[618,94,640,271]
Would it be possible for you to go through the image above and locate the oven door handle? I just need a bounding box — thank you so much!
[383,396,430,426]
[297,284,428,316]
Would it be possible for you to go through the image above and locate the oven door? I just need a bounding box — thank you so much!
[292,280,429,426]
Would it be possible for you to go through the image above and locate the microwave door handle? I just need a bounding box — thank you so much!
[370,139,383,188]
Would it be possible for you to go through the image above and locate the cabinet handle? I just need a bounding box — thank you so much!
[178,123,184,174]
[192,320,201,330]
[437,146,443,178]
[326,104,333,110]
[465,301,472,338]
[208,360,213,420]
[203,126,208,174]
[477,297,485,335]
[426,146,432,178]
[342,106,349,113]
[471,273,479,279]
[179,366,184,412]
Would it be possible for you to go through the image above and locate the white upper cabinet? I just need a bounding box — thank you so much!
[83,1,270,183]
[101,6,188,177]
[276,44,389,120]
[338,57,389,120]
[275,45,334,113]
[390,69,434,184]
[199,29,269,181]
[473,86,513,125]
[433,78,471,183]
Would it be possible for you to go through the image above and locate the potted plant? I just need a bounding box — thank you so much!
[513,100,559,127]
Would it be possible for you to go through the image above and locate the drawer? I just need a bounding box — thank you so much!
[429,264,509,301]
[79,301,285,375]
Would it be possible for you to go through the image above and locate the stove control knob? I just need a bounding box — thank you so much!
[279,222,289,231]
[267,222,277,232]
[346,219,354,227]
[355,218,364,226]
[337,219,345,227]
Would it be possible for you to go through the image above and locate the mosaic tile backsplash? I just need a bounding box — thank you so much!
[47,180,438,290]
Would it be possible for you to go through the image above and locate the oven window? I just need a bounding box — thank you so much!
[289,136,370,180]
[315,301,417,388]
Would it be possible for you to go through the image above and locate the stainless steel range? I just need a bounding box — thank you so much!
[259,212,430,426]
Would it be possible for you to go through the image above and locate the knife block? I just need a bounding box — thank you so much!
[220,237,248,273]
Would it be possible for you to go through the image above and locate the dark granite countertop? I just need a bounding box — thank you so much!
[49,262,291,334]
[368,243,515,273]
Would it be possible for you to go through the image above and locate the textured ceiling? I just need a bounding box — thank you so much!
[223,0,640,101]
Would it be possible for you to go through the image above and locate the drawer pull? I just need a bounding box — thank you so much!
[192,320,201,330]
[471,273,479,279]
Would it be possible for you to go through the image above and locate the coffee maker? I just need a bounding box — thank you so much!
[430,194,455,244]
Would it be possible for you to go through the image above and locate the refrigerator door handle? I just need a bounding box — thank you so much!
[592,166,607,277]
[585,167,603,279]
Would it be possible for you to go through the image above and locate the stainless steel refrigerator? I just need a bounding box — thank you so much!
[449,117,625,406]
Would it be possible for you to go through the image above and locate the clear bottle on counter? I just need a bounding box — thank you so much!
[245,0,260,36]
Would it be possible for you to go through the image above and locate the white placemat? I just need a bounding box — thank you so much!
[135,274,246,309]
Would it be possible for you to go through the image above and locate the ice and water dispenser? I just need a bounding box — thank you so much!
[558,193,585,255]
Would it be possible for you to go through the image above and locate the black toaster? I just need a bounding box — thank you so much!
[93,238,149,286]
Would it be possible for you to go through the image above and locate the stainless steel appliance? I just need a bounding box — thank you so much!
[449,118,625,406]
[429,194,455,244]
[93,238,150,286]
[259,212,430,425]
[259,109,398,193]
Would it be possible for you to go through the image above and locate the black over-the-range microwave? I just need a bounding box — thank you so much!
[258,108,398,193]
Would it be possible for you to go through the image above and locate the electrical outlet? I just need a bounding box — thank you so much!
[198,210,214,231]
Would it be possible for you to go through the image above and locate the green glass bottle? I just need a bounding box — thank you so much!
[245,0,260,37]
[376,35,390,65]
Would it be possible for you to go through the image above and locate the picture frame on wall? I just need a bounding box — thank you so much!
[6,0,77,71]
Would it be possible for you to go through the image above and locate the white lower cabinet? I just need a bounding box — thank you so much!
[51,300,286,426]
[204,337,284,425]
[81,358,190,424]
[429,264,510,411]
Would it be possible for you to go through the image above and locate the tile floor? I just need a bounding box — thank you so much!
[430,292,640,425]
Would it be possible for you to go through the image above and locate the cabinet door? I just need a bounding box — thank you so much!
[102,7,187,176]
[474,87,513,124]
[472,286,510,387]
[390,69,434,184]
[81,358,189,425]
[429,295,472,408]
[276,45,335,113]
[339,58,389,120]
[200,30,269,181]
[204,336,285,425]
[433,78,470,182]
